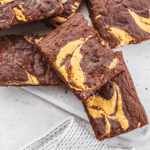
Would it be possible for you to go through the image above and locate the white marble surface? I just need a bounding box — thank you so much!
[0,87,150,150]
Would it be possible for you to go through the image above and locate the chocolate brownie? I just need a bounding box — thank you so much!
[82,51,148,141]
[42,0,82,27]
[0,35,62,86]
[37,12,125,100]
[87,0,150,48]
[0,0,63,29]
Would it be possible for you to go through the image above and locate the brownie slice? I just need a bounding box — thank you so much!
[0,35,62,86]
[83,51,148,141]
[0,0,63,29]
[37,12,124,100]
[42,0,82,28]
[86,0,150,48]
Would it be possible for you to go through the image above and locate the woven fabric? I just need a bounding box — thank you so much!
[19,117,135,150]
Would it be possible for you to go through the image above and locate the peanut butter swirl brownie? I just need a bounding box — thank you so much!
[37,13,148,140]
[0,35,62,86]
[87,0,150,48]
[0,0,63,29]
[37,13,125,100]
[83,51,148,141]
[43,0,82,27]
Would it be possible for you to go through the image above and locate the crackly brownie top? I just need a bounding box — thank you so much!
[0,0,63,29]
[88,0,150,48]
[85,52,148,140]
[49,0,82,27]
[0,35,62,86]
[37,13,125,100]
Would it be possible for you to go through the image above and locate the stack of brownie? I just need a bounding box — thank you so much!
[0,0,149,141]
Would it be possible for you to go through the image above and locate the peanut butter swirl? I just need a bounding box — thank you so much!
[13,7,27,22]
[0,0,14,5]
[108,27,134,47]
[106,58,119,70]
[129,9,150,34]
[6,69,39,85]
[55,36,92,91]
[87,82,128,134]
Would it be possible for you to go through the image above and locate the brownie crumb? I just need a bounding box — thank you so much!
[65,90,68,94]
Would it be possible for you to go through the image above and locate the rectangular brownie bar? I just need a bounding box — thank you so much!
[0,35,62,86]
[86,0,150,48]
[42,0,83,28]
[37,12,124,100]
[82,51,148,141]
[0,0,63,29]
[37,12,148,140]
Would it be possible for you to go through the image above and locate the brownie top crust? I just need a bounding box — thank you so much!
[37,13,125,100]
[0,0,63,29]
[0,35,62,86]
[87,0,150,48]
[84,51,148,140]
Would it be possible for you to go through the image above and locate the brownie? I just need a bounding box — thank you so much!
[0,0,63,29]
[42,0,82,27]
[0,35,62,86]
[86,0,150,48]
[82,51,148,141]
[37,12,125,100]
